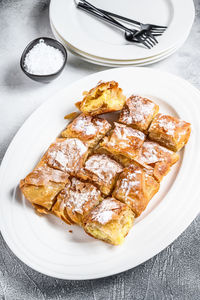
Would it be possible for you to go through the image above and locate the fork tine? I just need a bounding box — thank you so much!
[136,35,152,49]
[142,34,154,48]
[152,33,164,37]
[150,30,166,36]
[151,25,168,29]
[142,40,152,49]
[147,37,156,47]
[151,28,166,32]
[151,29,166,34]
[143,33,156,47]
[148,32,158,44]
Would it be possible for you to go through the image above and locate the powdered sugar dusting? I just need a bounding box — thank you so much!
[49,150,68,169]
[67,114,111,140]
[72,116,97,136]
[25,164,69,185]
[85,154,123,183]
[157,119,175,135]
[138,141,174,164]
[150,114,177,136]
[104,123,145,158]
[47,138,88,172]
[117,168,142,198]
[91,198,121,224]
[120,96,156,124]
[66,178,100,214]
[57,178,100,216]
[114,123,145,141]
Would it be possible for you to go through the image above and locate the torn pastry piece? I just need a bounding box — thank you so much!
[64,112,79,120]
[135,141,179,182]
[52,178,102,226]
[20,161,69,212]
[61,113,111,148]
[113,165,160,217]
[83,197,134,245]
[78,154,123,195]
[44,138,89,176]
[148,113,191,152]
[75,81,126,116]
[119,95,159,132]
[100,122,146,160]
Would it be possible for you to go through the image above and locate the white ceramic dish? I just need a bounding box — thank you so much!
[51,21,185,67]
[0,67,200,280]
[50,0,194,61]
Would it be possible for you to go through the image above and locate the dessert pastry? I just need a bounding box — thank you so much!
[135,141,179,182]
[100,122,146,160]
[75,81,126,116]
[148,113,191,152]
[20,161,69,212]
[44,138,89,175]
[61,113,111,148]
[78,154,123,195]
[119,95,159,132]
[94,144,133,167]
[52,178,102,226]
[83,197,134,245]
[113,165,160,217]
[19,80,192,246]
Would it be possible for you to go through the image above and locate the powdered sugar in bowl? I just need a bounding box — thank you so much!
[20,37,67,83]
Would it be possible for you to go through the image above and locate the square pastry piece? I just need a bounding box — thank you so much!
[61,113,111,148]
[113,165,160,217]
[135,141,179,182]
[100,122,145,160]
[78,154,123,195]
[75,81,126,116]
[83,197,134,245]
[20,161,69,213]
[148,113,191,152]
[52,178,102,226]
[44,138,89,175]
[119,95,159,132]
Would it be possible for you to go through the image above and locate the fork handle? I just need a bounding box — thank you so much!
[77,1,137,35]
[79,4,140,43]
[99,9,141,27]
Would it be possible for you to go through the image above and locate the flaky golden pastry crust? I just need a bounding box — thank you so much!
[148,113,191,152]
[119,95,159,132]
[93,144,133,167]
[44,138,89,175]
[61,113,111,148]
[20,162,69,211]
[78,154,123,195]
[83,197,134,245]
[52,178,102,225]
[135,141,179,182]
[75,81,126,115]
[100,122,145,160]
[113,165,160,217]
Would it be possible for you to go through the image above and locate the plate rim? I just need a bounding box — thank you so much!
[0,67,200,280]
[49,0,195,60]
[50,21,187,67]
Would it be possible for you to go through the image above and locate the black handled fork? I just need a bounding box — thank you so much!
[75,0,158,49]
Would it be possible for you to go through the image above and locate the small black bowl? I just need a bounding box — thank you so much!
[20,37,67,83]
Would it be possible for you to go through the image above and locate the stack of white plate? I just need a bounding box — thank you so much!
[50,0,194,67]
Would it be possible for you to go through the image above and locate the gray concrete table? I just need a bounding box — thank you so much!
[0,0,200,299]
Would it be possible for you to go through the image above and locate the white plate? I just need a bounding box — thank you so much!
[0,68,200,280]
[51,21,185,67]
[50,0,194,61]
